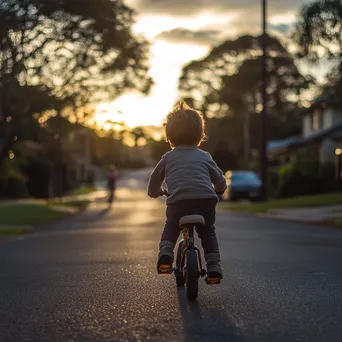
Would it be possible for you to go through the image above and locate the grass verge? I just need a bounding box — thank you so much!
[223,192,342,214]
[49,199,91,210]
[64,186,97,196]
[327,217,342,228]
[0,226,32,235]
[0,204,72,226]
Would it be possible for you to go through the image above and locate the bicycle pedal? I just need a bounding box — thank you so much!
[158,265,173,274]
[205,277,221,285]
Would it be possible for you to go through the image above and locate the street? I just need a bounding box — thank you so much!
[1,170,342,342]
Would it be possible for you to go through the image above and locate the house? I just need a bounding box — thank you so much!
[268,96,342,165]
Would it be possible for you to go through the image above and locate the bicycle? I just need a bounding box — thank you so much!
[108,190,114,203]
[158,190,221,301]
[107,187,116,204]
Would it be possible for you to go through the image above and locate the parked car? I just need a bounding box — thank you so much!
[222,170,262,201]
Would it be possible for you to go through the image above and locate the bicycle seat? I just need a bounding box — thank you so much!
[179,215,205,226]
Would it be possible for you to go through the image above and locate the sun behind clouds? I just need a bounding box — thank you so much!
[95,39,209,128]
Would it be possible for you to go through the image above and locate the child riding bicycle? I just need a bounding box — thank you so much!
[147,102,227,280]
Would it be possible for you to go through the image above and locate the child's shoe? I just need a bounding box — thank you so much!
[205,253,223,284]
[157,240,174,274]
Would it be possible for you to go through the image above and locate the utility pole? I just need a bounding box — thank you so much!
[260,0,268,200]
[0,81,9,172]
[0,82,4,119]
[84,129,91,184]
[243,110,250,167]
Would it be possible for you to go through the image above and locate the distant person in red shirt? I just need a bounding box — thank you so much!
[107,165,117,202]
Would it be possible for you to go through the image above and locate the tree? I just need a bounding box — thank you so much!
[294,0,342,60]
[131,127,146,147]
[149,138,170,162]
[294,0,342,104]
[179,34,312,165]
[0,82,61,170]
[0,0,152,101]
[0,0,152,169]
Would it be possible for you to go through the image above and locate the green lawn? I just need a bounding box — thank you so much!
[327,216,342,228]
[64,186,97,196]
[0,204,71,225]
[333,218,342,227]
[223,193,342,214]
[49,199,91,209]
[0,199,92,235]
[0,226,32,235]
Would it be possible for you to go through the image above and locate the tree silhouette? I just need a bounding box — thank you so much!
[131,127,146,147]
[0,0,152,170]
[294,0,342,104]
[179,34,312,164]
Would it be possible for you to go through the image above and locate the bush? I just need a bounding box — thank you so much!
[267,169,279,199]
[5,169,29,199]
[0,177,7,198]
[86,170,95,186]
[23,158,52,199]
[276,160,321,199]
[319,163,336,193]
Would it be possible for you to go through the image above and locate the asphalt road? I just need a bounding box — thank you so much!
[1,169,342,342]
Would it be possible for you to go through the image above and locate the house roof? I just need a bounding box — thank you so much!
[267,136,300,152]
[268,123,342,157]
[294,122,342,147]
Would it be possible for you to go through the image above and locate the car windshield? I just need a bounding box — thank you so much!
[231,172,259,182]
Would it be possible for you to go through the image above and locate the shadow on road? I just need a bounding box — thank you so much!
[97,206,113,217]
[177,288,245,342]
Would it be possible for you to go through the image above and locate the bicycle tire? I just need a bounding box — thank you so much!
[108,191,114,203]
[186,249,199,300]
[175,240,185,287]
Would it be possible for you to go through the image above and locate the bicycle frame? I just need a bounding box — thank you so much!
[177,224,205,277]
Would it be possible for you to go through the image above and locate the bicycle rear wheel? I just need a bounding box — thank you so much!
[185,249,199,300]
[108,190,114,203]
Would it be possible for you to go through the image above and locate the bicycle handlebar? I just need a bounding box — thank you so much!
[160,189,170,197]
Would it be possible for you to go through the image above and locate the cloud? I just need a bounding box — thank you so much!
[156,27,225,45]
[128,0,247,16]
[128,0,311,17]
[128,0,312,40]
[155,23,293,48]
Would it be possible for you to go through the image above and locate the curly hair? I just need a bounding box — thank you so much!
[164,102,205,147]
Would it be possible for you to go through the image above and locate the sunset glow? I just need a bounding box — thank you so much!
[95,40,209,128]
[95,1,314,129]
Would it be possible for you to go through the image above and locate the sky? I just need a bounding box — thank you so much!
[95,0,317,129]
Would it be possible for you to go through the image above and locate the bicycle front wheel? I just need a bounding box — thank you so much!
[186,249,199,300]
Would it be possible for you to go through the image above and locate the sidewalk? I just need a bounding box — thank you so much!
[259,204,342,224]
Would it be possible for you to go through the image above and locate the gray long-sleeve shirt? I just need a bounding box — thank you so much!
[147,146,227,204]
